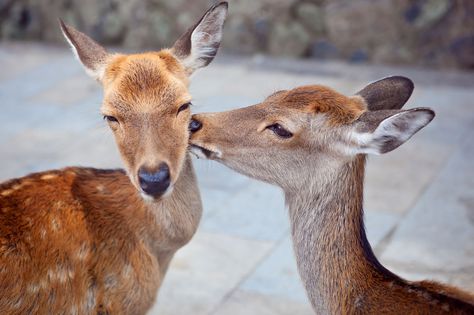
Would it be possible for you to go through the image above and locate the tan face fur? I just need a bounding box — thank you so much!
[190,77,434,191]
[100,52,191,195]
[60,2,228,199]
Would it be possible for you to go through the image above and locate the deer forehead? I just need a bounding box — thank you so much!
[102,52,190,114]
[268,85,367,126]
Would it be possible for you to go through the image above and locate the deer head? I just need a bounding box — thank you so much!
[190,76,434,191]
[60,2,228,200]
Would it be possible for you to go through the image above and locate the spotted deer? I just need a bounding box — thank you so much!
[0,2,228,314]
[189,77,474,314]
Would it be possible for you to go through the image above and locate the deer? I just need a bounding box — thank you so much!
[189,76,474,314]
[0,2,228,314]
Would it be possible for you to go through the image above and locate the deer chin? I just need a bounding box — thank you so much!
[189,144,222,160]
[140,184,174,202]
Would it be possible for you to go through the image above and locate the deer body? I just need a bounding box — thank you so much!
[0,159,200,314]
[0,2,228,314]
[190,77,474,314]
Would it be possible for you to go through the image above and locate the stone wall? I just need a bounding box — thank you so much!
[1,0,473,69]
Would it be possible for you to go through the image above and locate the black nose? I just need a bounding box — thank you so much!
[138,163,171,198]
[189,119,202,133]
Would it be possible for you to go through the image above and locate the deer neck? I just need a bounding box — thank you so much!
[141,154,202,259]
[286,155,387,313]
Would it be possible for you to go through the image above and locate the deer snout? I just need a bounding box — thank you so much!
[138,163,171,198]
[189,119,202,133]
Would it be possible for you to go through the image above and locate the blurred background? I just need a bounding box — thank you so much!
[0,1,473,315]
[1,0,473,69]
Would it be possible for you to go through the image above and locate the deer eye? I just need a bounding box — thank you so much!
[103,115,118,123]
[266,124,293,139]
[177,102,192,114]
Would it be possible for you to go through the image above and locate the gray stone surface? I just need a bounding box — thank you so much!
[0,42,473,314]
[214,290,314,315]
[239,236,307,302]
[201,179,287,242]
[151,232,274,315]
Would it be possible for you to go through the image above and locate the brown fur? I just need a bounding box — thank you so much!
[0,3,228,314]
[278,85,366,125]
[0,165,200,314]
[190,82,474,314]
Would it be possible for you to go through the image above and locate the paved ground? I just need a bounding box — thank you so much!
[0,42,473,314]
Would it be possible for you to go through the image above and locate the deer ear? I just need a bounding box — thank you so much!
[352,108,435,154]
[356,76,414,111]
[171,2,228,74]
[59,19,109,81]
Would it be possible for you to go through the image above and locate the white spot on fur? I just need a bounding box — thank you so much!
[12,296,23,309]
[70,304,79,315]
[47,265,74,283]
[27,283,40,294]
[39,277,48,289]
[104,273,117,289]
[23,197,33,206]
[354,295,364,308]
[51,218,60,231]
[1,189,13,197]
[55,200,66,210]
[12,183,23,190]
[57,265,71,282]
[96,184,104,192]
[75,243,89,261]
[40,229,47,239]
[122,264,133,279]
[47,269,55,281]
[41,174,57,180]
[84,286,96,311]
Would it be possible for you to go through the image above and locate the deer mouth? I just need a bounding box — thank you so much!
[190,144,221,160]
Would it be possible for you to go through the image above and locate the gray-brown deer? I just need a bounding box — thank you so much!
[0,2,227,314]
[189,77,474,314]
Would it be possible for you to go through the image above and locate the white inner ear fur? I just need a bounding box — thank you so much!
[81,62,106,82]
[60,28,107,82]
[83,63,106,82]
[181,9,226,72]
[350,110,433,155]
